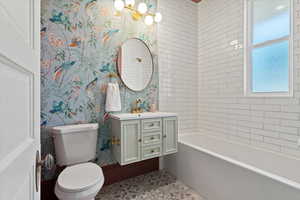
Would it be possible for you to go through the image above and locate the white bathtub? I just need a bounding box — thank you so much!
[164,134,300,200]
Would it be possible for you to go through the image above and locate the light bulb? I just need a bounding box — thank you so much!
[125,0,135,6]
[154,12,162,23]
[138,3,148,14]
[114,0,125,11]
[144,15,154,26]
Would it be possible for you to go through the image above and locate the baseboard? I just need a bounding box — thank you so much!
[41,158,159,200]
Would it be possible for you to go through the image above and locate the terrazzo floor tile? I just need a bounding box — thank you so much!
[96,170,204,200]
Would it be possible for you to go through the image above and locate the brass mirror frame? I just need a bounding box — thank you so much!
[116,38,154,92]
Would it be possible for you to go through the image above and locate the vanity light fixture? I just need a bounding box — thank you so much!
[138,2,148,14]
[125,0,135,7]
[144,15,154,25]
[114,0,162,25]
[114,0,125,11]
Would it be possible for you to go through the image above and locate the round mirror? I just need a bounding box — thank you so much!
[117,38,154,91]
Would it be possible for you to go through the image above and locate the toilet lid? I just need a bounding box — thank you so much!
[57,162,104,192]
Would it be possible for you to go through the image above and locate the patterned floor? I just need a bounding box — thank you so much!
[96,170,204,200]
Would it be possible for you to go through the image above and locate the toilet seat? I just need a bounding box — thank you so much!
[55,162,104,200]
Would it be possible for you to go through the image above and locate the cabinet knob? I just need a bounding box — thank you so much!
[138,139,142,142]
[111,136,120,145]
[151,137,154,140]
[151,150,155,153]
[163,135,167,138]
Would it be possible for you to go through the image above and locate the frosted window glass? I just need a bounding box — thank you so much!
[253,0,290,45]
[252,41,289,92]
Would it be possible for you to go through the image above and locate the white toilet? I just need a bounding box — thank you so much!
[51,123,104,200]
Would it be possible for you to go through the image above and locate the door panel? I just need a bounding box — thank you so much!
[122,120,141,165]
[163,117,178,155]
[0,0,33,45]
[0,59,34,158]
[0,0,38,69]
[0,0,40,199]
[0,141,35,200]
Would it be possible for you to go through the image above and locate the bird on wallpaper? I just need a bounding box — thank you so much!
[49,12,71,30]
[99,62,113,73]
[85,77,98,91]
[69,37,82,47]
[53,61,76,81]
[102,29,119,43]
[49,12,65,24]
[49,101,64,114]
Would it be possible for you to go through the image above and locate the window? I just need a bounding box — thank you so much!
[245,0,293,96]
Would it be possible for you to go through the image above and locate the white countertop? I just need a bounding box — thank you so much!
[109,112,177,120]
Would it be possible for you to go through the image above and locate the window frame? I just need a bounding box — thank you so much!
[244,0,293,97]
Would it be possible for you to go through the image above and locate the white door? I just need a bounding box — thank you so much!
[122,120,141,165]
[163,117,178,155]
[0,0,41,200]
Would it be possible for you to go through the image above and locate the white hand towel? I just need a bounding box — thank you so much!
[105,83,121,112]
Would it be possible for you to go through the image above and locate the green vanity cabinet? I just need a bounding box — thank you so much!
[110,112,178,165]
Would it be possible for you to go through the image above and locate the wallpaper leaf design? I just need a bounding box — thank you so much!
[41,0,158,180]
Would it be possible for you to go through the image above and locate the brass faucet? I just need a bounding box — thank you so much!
[131,98,143,113]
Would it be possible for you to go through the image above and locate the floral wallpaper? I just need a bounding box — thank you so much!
[41,0,158,180]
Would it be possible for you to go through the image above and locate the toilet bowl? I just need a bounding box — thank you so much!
[55,162,104,200]
[50,124,104,200]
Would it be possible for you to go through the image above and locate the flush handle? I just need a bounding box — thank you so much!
[35,151,55,192]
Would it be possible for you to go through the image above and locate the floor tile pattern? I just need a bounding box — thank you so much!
[96,170,204,200]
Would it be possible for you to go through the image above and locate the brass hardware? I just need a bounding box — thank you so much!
[107,72,119,79]
[151,137,154,140]
[111,136,121,145]
[131,108,143,113]
[36,151,55,192]
[151,150,155,153]
[138,138,142,142]
[121,5,156,21]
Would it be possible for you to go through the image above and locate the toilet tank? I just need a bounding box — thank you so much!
[51,124,98,166]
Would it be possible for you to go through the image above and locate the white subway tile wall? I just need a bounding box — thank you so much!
[198,0,300,158]
[158,0,199,134]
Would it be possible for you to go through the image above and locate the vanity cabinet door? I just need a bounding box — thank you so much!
[163,117,178,155]
[121,120,141,165]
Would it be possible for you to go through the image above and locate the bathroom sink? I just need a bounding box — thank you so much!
[109,112,177,120]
